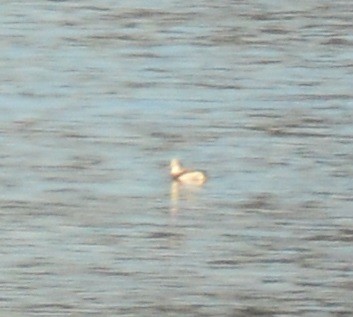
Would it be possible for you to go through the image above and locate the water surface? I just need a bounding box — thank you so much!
[1,1,353,316]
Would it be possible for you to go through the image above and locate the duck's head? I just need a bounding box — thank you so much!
[170,159,184,177]
[170,159,181,168]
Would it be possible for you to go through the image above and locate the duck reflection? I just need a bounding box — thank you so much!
[170,181,180,215]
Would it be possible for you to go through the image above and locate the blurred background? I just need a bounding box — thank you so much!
[1,1,352,316]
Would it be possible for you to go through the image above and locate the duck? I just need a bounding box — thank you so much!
[170,159,207,186]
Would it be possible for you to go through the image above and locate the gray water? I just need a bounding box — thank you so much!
[1,1,353,316]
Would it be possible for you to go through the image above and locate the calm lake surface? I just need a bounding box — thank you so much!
[1,1,353,316]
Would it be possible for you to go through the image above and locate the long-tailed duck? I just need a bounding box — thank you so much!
[170,159,207,186]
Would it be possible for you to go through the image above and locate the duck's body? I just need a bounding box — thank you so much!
[170,159,207,186]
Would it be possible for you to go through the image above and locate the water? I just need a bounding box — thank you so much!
[1,1,353,316]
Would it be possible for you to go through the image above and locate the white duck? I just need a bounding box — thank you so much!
[170,159,207,186]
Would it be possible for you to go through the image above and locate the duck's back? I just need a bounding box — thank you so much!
[177,170,207,185]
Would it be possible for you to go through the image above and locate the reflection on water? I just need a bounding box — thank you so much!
[1,0,353,316]
[169,181,205,216]
[170,181,180,215]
